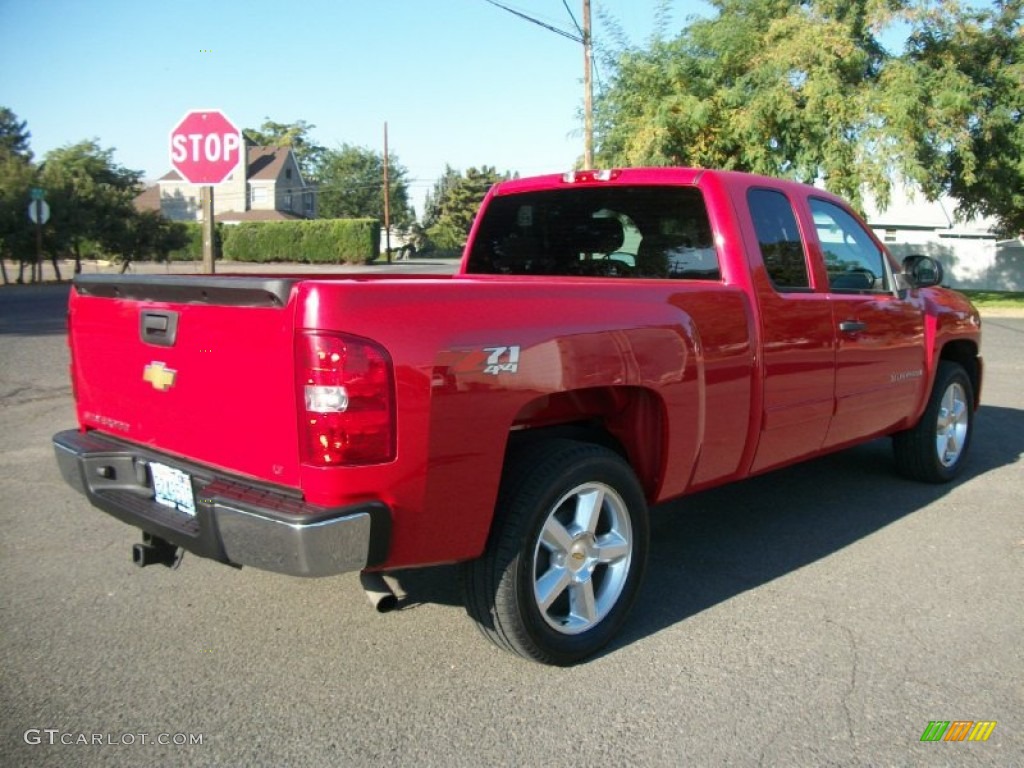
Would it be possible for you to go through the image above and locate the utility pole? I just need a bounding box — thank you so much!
[583,0,594,169]
[201,186,215,273]
[383,121,392,264]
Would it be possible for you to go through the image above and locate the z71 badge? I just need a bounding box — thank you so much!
[483,345,521,375]
[439,345,523,381]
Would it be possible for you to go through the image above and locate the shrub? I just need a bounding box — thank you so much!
[222,219,379,264]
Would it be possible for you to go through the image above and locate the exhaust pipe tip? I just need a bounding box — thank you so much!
[360,572,398,613]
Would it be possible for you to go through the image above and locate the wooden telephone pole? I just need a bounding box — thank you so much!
[383,122,392,264]
[583,0,593,169]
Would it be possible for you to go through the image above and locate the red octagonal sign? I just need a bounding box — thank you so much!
[169,109,243,185]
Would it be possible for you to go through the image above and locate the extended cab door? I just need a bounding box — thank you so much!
[808,197,927,447]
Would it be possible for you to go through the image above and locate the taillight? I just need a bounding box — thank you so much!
[295,331,395,466]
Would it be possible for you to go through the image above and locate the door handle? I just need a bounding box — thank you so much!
[839,320,866,334]
[140,310,179,347]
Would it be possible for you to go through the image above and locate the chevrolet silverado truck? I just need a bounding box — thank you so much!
[53,168,982,665]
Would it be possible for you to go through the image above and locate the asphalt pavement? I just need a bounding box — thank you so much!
[0,280,1021,767]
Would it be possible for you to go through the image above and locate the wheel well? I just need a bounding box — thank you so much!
[939,340,980,400]
[505,387,666,499]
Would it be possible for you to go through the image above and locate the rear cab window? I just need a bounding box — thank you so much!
[465,186,720,280]
[746,188,811,291]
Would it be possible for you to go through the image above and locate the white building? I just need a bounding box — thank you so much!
[862,185,1022,291]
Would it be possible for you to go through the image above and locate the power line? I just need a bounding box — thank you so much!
[481,0,583,43]
[562,0,583,36]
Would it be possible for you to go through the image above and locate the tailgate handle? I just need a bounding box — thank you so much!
[140,310,178,347]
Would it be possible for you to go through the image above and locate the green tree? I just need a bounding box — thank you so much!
[425,166,512,249]
[115,211,190,272]
[243,118,326,181]
[596,0,899,207]
[883,0,1023,234]
[0,107,36,283]
[38,140,142,274]
[422,164,463,229]
[595,0,1024,226]
[317,143,414,229]
[0,107,32,160]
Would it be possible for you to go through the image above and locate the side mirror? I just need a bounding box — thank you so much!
[902,254,944,288]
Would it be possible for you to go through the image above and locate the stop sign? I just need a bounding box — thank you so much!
[169,109,243,185]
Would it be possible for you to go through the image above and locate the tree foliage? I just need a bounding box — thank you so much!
[0,107,32,160]
[243,118,326,181]
[116,211,190,271]
[0,109,193,282]
[316,143,414,229]
[423,166,514,249]
[595,0,1024,229]
[38,140,143,271]
[0,109,37,277]
[884,0,1023,233]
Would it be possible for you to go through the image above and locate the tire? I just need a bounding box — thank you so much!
[893,361,974,483]
[462,439,650,665]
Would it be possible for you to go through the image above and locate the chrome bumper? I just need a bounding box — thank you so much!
[52,429,390,577]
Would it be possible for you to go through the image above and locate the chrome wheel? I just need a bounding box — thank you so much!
[462,439,649,665]
[532,481,633,635]
[935,381,969,468]
[894,361,974,484]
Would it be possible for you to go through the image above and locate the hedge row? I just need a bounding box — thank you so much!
[222,219,380,264]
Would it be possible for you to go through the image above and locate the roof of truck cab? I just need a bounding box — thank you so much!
[488,167,846,199]
[490,167,707,196]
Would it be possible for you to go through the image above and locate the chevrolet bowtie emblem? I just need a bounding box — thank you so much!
[143,361,177,391]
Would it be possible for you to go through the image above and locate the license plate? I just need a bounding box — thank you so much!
[150,462,196,516]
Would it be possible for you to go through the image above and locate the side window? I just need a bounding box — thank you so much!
[810,198,890,293]
[747,189,809,290]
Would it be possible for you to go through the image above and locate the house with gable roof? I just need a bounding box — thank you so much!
[134,145,317,223]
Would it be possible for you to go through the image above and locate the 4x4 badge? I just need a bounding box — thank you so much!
[143,361,177,391]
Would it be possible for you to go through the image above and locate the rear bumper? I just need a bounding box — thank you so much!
[52,429,390,577]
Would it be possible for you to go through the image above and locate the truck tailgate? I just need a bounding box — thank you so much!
[69,275,302,488]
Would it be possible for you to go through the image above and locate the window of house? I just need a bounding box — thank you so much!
[286,168,293,180]
[810,198,891,293]
[283,194,292,211]
[747,188,810,290]
[250,187,268,205]
[304,192,313,213]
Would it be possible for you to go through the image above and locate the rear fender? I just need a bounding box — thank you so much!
[434,320,703,565]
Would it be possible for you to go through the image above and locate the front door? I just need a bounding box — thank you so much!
[809,198,927,448]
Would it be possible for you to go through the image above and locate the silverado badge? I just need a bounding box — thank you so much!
[143,361,177,391]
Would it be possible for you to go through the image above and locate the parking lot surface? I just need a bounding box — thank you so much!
[1,282,1020,767]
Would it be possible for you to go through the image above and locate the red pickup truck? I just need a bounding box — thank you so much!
[53,168,981,665]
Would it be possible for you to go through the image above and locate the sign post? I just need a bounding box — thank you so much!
[169,109,243,274]
[27,189,51,283]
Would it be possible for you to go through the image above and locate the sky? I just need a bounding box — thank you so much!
[0,0,711,216]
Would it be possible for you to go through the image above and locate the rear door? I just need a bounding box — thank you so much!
[743,186,836,474]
